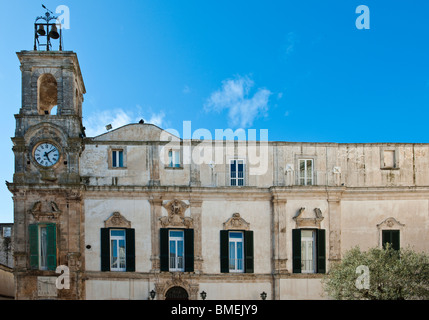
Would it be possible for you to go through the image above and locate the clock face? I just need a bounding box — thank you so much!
[33,142,60,167]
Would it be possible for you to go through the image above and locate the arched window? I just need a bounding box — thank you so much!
[37,73,58,115]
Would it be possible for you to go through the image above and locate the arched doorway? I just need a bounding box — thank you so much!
[165,286,189,300]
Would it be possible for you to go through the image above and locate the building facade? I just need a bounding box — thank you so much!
[0,224,13,268]
[8,49,429,300]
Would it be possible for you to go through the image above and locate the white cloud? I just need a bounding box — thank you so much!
[204,75,271,128]
[84,108,166,137]
[147,111,165,128]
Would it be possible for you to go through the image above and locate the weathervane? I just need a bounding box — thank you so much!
[34,4,62,51]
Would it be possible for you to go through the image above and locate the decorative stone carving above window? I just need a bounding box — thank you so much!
[104,212,131,228]
[376,217,405,230]
[223,213,250,231]
[293,207,324,228]
[154,273,199,300]
[30,200,61,220]
[160,199,193,228]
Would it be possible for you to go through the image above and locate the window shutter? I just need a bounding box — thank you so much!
[316,229,326,274]
[184,229,194,272]
[126,228,135,272]
[100,228,110,271]
[292,229,301,273]
[46,224,57,271]
[220,230,229,273]
[244,231,254,273]
[391,230,400,251]
[160,228,169,271]
[29,224,39,270]
[382,230,388,249]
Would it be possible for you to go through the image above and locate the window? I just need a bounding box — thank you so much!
[100,228,135,272]
[382,230,400,250]
[292,229,325,274]
[110,230,126,271]
[381,149,399,169]
[3,227,11,238]
[300,230,316,273]
[168,150,181,168]
[169,230,184,271]
[230,159,244,186]
[160,228,194,272]
[228,232,244,273]
[112,149,124,168]
[220,230,254,273]
[298,159,313,185]
[29,223,56,271]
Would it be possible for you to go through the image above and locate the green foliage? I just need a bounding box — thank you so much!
[322,245,429,300]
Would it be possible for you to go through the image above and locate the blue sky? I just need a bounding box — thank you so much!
[1,0,429,222]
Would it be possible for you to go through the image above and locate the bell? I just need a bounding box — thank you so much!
[37,24,46,36]
[48,24,59,39]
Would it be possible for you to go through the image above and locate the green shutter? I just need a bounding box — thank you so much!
[292,229,301,273]
[29,224,39,270]
[184,229,194,272]
[100,228,110,271]
[46,224,57,271]
[126,228,135,272]
[160,228,169,271]
[220,230,229,273]
[382,230,389,249]
[244,231,254,273]
[316,229,326,274]
[391,230,400,251]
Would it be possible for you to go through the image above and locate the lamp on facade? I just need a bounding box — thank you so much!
[200,291,207,300]
[34,5,62,51]
[149,289,156,300]
[260,291,267,300]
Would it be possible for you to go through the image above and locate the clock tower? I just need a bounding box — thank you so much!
[8,18,87,298]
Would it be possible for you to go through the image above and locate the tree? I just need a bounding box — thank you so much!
[322,245,429,300]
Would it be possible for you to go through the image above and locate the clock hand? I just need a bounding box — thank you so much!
[46,148,56,155]
[43,152,52,163]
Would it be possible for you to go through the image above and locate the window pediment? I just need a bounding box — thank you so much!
[293,207,324,229]
[223,213,250,231]
[377,217,405,230]
[160,199,193,228]
[29,200,61,220]
[104,212,131,229]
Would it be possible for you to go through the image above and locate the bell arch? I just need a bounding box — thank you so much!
[37,73,58,115]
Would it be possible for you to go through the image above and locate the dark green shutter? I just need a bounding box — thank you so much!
[220,230,229,273]
[382,230,400,250]
[184,229,194,272]
[29,224,39,270]
[100,228,110,271]
[160,228,169,271]
[391,230,400,250]
[292,229,301,273]
[46,224,57,271]
[316,229,326,274]
[126,228,135,272]
[244,231,254,273]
